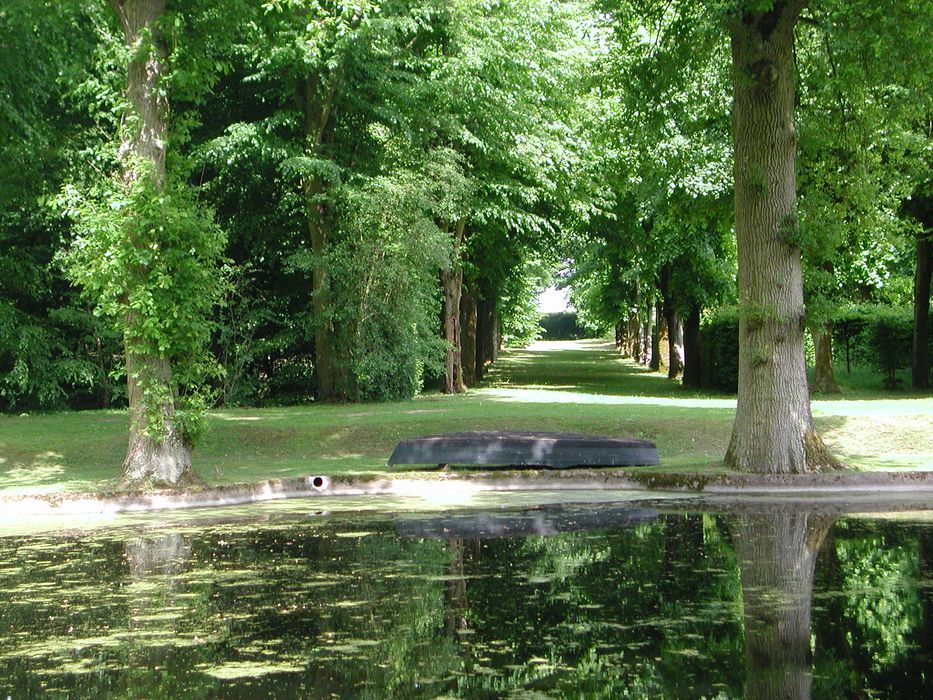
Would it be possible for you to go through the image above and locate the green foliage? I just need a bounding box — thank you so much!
[322,169,449,401]
[60,168,226,431]
[61,170,224,362]
[700,307,739,392]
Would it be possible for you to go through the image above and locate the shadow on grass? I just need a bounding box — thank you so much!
[485,339,723,400]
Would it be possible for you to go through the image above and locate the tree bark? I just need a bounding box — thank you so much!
[650,301,661,371]
[299,70,339,401]
[731,512,833,700]
[460,282,477,387]
[441,221,467,394]
[481,298,496,370]
[809,323,840,394]
[913,231,931,389]
[112,0,194,486]
[475,295,493,381]
[306,176,335,401]
[659,265,684,378]
[724,1,837,473]
[682,305,702,389]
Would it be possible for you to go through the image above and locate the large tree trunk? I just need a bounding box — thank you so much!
[305,174,336,401]
[682,305,702,389]
[913,231,931,389]
[460,282,477,387]
[809,323,840,394]
[111,0,193,485]
[724,2,837,473]
[441,222,467,394]
[731,512,833,700]
[299,71,339,401]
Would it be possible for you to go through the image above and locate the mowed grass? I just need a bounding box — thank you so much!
[0,339,931,495]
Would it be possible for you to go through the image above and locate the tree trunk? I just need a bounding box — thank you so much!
[659,265,684,379]
[624,306,636,358]
[724,2,837,473]
[649,300,660,371]
[475,296,492,381]
[668,317,684,380]
[111,0,194,486]
[483,299,495,370]
[460,282,477,387]
[298,68,340,401]
[913,231,931,389]
[441,220,467,394]
[731,512,833,700]
[810,323,840,394]
[305,175,336,401]
[682,305,702,389]
[615,321,624,352]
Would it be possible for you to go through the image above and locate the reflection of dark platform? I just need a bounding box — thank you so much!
[387,431,659,468]
[395,505,659,539]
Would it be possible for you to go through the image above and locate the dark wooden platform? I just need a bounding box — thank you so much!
[387,431,659,468]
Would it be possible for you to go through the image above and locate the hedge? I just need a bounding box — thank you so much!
[699,304,928,391]
[700,307,739,392]
[539,312,591,341]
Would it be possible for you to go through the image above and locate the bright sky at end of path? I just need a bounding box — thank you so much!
[537,286,572,313]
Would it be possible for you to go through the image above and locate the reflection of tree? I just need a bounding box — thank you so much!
[125,533,192,577]
[813,520,927,697]
[124,533,193,668]
[731,512,833,700]
[445,538,474,674]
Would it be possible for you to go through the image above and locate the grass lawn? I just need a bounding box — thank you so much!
[1,339,931,496]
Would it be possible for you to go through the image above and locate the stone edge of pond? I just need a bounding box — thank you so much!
[1,469,932,518]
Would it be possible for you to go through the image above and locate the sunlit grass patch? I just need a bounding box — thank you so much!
[0,339,930,495]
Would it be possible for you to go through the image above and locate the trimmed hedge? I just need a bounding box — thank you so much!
[699,304,928,392]
[700,307,739,392]
[833,305,922,388]
[539,312,591,340]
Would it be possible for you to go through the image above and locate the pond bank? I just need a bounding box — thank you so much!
[3,468,932,519]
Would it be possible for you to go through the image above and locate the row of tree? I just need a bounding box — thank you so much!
[567,0,931,399]
[1,0,930,483]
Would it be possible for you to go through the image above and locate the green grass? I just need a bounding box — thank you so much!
[1,338,931,495]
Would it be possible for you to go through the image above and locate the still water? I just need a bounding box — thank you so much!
[0,499,930,698]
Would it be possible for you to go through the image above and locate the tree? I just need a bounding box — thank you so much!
[62,0,228,485]
[794,0,933,395]
[723,0,837,473]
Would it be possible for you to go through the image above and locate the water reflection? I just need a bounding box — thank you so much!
[731,512,832,700]
[125,534,193,669]
[0,505,929,697]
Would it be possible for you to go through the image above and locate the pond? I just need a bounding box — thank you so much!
[0,494,930,698]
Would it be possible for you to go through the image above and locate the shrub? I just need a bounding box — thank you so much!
[700,307,739,392]
[539,312,590,341]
